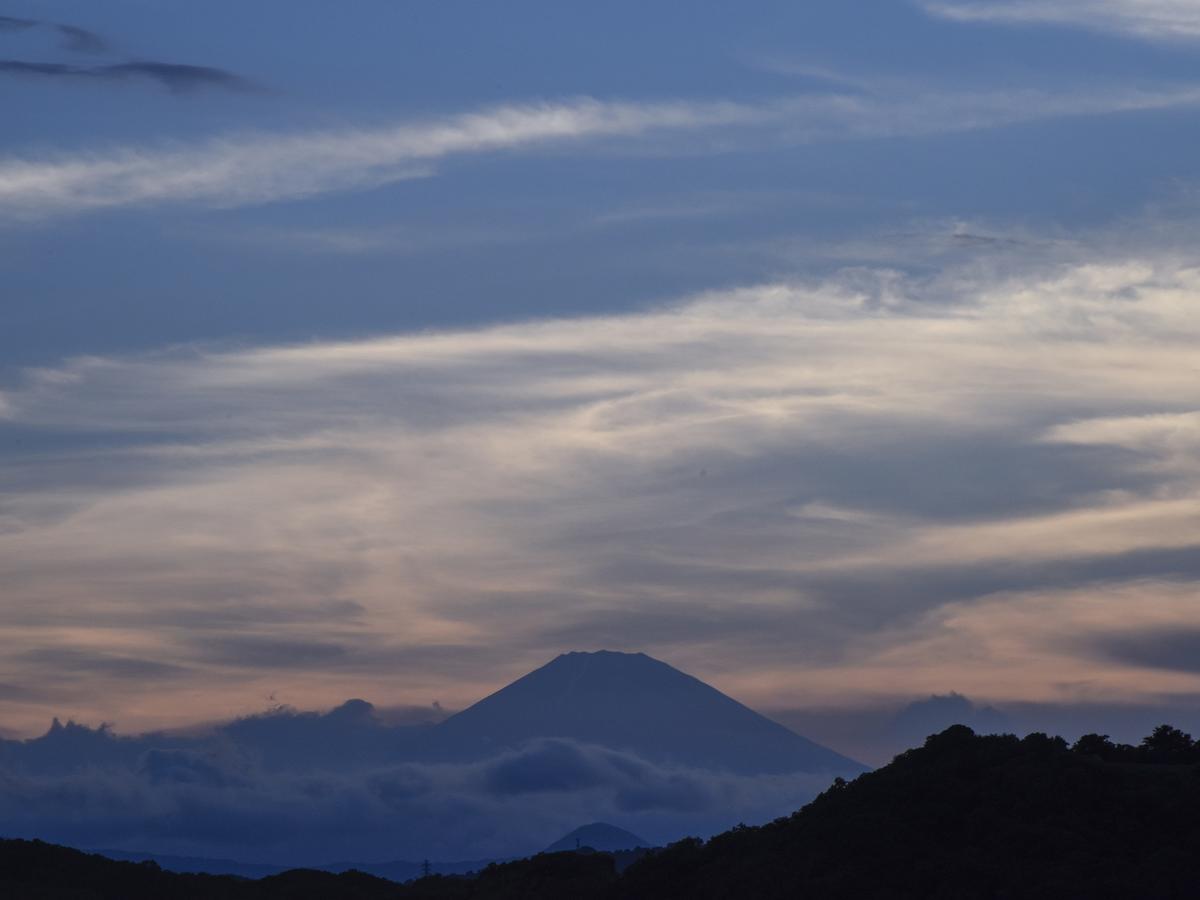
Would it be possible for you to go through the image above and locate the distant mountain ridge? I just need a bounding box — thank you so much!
[544,823,649,854]
[1,650,862,778]
[421,650,865,775]
[102,821,652,882]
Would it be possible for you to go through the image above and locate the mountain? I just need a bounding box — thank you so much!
[422,650,865,775]
[544,823,649,853]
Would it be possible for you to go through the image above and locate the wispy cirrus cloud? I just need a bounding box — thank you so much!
[3,81,1199,220]
[0,98,752,219]
[0,14,254,94]
[2,251,1200,733]
[53,22,107,53]
[918,0,1200,40]
[0,15,36,33]
[0,15,106,52]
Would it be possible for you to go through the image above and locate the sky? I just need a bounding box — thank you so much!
[3,0,1200,741]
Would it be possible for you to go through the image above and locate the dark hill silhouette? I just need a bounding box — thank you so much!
[421,650,864,775]
[544,823,648,854]
[618,724,1200,899]
[0,837,618,899]
[10,724,1200,898]
[98,848,506,882]
[97,848,286,878]
[0,839,408,899]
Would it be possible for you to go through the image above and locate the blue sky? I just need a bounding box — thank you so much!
[3,0,1200,738]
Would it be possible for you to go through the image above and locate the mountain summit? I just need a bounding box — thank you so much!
[426,650,865,775]
[544,823,648,854]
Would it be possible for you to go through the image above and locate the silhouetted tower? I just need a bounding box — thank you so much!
[422,858,431,878]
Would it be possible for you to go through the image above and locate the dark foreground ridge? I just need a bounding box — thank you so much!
[6,724,1200,899]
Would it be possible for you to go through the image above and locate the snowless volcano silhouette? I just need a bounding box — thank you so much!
[423,650,865,775]
[544,822,648,854]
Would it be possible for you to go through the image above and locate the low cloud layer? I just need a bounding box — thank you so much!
[2,81,1198,218]
[1,251,1198,733]
[0,718,829,863]
[919,0,1200,40]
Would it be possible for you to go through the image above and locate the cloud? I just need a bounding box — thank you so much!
[0,60,254,93]
[4,81,1200,219]
[918,0,1200,41]
[0,98,745,219]
[53,24,107,54]
[0,16,36,33]
[479,739,716,813]
[889,692,1011,743]
[18,647,189,681]
[0,16,107,52]
[0,730,831,863]
[1090,627,1200,674]
[869,579,1200,700]
[770,692,1013,766]
[1043,412,1200,478]
[192,635,352,670]
[219,221,537,256]
[2,252,1200,732]
[0,16,257,94]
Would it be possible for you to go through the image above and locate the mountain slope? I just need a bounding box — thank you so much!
[422,650,864,775]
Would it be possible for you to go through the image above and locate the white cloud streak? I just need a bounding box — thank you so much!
[0,99,750,218]
[919,0,1200,40]
[3,82,1200,218]
[2,253,1200,731]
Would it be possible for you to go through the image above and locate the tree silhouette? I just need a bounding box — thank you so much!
[1139,724,1197,763]
[1071,732,1115,758]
